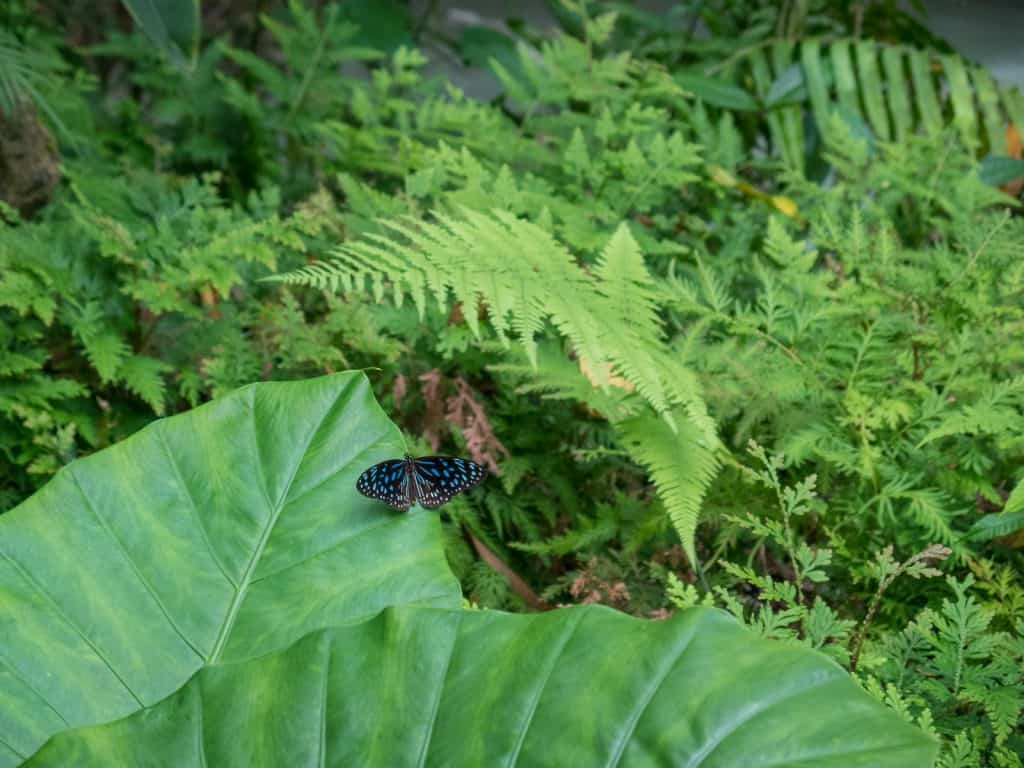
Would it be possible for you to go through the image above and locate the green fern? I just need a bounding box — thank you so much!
[275,210,721,554]
[64,299,131,383]
[118,355,170,415]
[0,28,69,135]
[867,576,1023,763]
[615,411,719,566]
[511,506,619,557]
[919,376,1024,446]
[277,209,711,429]
[488,342,641,423]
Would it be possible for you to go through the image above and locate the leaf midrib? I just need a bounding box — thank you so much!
[207,385,344,663]
[604,619,699,768]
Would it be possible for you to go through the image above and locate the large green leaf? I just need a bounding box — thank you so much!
[24,605,937,767]
[0,373,460,767]
[0,374,937,766]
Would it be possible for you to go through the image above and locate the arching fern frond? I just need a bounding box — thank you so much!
[276,210,722,553]
[869,473,964,548]
[0,29,68,136]
[616,410,720,566]
[275,208,714,437]
[489,343,642,424]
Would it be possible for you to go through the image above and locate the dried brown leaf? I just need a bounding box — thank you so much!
[445,377,509,474]
[418,368,445,451]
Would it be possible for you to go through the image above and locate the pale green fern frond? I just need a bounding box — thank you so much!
[870,474,964,547]
[118,355,169,415]
[593,224,669,413]
[276,210,721,552]
[275,209,711,430]
[488,343,641,423]
[616,411,720,565]
[63,299,130,383]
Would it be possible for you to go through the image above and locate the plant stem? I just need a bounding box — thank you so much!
[466,527,550,611]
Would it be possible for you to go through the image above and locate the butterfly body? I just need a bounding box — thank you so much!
[356,454,486,510]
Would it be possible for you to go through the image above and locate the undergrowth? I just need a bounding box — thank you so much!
[1,0,1022,761]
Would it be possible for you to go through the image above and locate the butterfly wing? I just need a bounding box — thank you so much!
[412,456,486,509]
[356,459,411,511]
[408,465,441,509]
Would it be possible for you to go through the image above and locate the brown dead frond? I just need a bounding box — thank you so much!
[445,377,509,474]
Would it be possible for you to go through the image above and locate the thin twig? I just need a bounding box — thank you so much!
[467,528,551,611]
[849,544,950,673]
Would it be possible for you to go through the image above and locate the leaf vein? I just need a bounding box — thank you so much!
[0,648,70,727]
[0,732,26,761]
[69,468,205,661]
[0,547,144,708]
[155,424,237,589]
[688,669,844,766]
[249,516,397,586]
[207,383,349,662]
[416,611,463,768]
[192,681,208,768]
[506,609,587,767]
[605,619,700,767]
[317,634,331,768]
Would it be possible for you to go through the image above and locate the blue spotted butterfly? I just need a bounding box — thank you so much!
[356,454,486,510]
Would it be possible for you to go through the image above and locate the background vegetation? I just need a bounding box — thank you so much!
[1,1,1022,764]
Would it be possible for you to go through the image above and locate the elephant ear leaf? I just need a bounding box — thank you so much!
[0,373,461,767]
[0,373,937,768]
[24,605,937,767]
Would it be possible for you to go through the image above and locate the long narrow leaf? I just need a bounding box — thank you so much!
[855,42,890,141]
[120,0,200,69]
[829,41,861,122]
[750,50,794,170]
[881,47,912,142]
[941,54,979,150]
[972,67,1007,154]
[907,49,943,135]
[676,71,759,111]
[999,88,1024,140]
[800,40,831,131]
[772,42,805,172]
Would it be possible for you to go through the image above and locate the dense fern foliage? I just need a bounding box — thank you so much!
[2,1,1023,762]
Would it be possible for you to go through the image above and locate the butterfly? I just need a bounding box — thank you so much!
[356,454,486,511]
